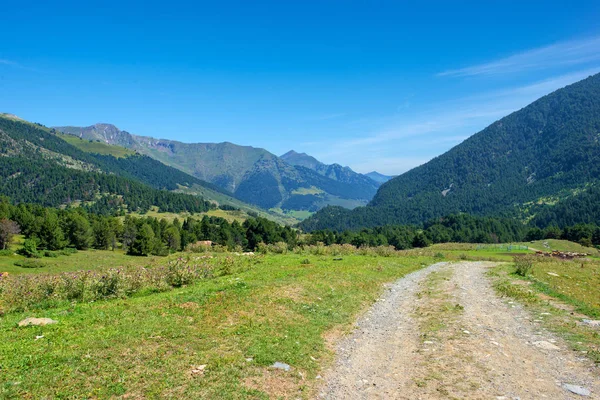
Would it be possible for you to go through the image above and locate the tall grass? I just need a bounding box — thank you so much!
[0,257,224,312]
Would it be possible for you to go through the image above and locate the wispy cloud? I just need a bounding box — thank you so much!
[0,58,39,72]
[0,59,19,67]
[310,68,599,175]
[438,36,600,78]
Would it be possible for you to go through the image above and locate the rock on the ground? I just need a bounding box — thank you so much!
[582,319,600,327]
[271,361,291,371]
[562,383,591,396]
[18,317,58,327]
[532,340,560,350]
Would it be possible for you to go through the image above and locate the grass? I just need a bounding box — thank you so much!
[127,207,249,223]
[283,210,314,220]
[0,252,434,399]
[178,186,300,226]
[56,133,136,158]
[0,248,165,275]
[518,239,600,256]
[489,257,600,364]
[429,242,533,262]
[290,186,323,196]
[415,267,460,336]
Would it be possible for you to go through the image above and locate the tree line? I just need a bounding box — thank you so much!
[0,197,297,256]
[1,198,599,258]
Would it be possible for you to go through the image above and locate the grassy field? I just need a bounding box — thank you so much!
[0,248,165,275]
[518,239,600,256]
[429,242,533,261]
[127,207,250,224]
[0,252,434,399]
[490,255,600,363]
[56,133,136,158]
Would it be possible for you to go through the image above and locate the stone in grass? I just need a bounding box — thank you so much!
[18,317,58,327]
[582,319,600,327]
[562,383,591,397]
[271,361,291,371]
[190,365,207,376]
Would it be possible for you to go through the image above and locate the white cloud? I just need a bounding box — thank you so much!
[438,36,600,78]
[310,68,600,175]
[0,59,41,73]
[0,59,19,67]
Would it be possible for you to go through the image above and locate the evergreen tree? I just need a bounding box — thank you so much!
[128,223,155,256]
[64,212,93,250]
[38,211,66,250]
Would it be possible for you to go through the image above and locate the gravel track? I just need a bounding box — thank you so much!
[318,261,600,399]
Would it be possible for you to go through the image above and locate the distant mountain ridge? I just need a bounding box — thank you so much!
[281,149,380,190]
[56,125,378,212]
[299,73,600,231]
[365,171,394,184]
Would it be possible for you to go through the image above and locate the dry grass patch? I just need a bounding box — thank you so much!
[243,368,304,399]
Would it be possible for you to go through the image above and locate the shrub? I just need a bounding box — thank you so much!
[218,256,235,276]
[268,242,289,254]
[373,245,396,257]
[18,238,41,258]
[43,250,59,258]
[301,258,311,265]
[514,256,534,277]
[59,248,78,256]
[13,259,46,269]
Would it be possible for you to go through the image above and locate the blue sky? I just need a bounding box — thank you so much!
[1,1,600,175]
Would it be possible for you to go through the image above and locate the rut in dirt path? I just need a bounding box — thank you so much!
[318,261,600,400]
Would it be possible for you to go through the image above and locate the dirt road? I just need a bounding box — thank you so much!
[319,262,600,399]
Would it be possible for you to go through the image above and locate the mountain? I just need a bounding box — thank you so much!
[55,126,377,212]
[281,150,379,192]
[0,115,216,214]
[299,73,600,231]
[365,171,394,184]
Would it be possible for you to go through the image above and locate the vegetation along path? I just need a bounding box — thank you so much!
[319,262,600,399]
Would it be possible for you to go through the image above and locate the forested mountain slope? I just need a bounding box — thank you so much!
[56,125,377,211]
[281,150,380,192]
[0,115,215,214]
[300,73,600,231]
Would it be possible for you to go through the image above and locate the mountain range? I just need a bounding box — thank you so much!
[54,124,382,212]
[5,72,600,232]
[299,73,600,231]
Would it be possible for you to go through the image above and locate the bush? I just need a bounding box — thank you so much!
[17,238,41,258]
[14,259,46,268]
[301,258,311,265]
[514,256,534,277]
[0,249,14,256]
[59,248,78,256]
[268,242,289,254]
[43,250,59,258]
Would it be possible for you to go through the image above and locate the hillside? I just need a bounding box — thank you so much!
[0,115,219,214]
[365,171,394,184]
[281,150,380,192]
[300,73,600,231]
[56,125,377,212]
